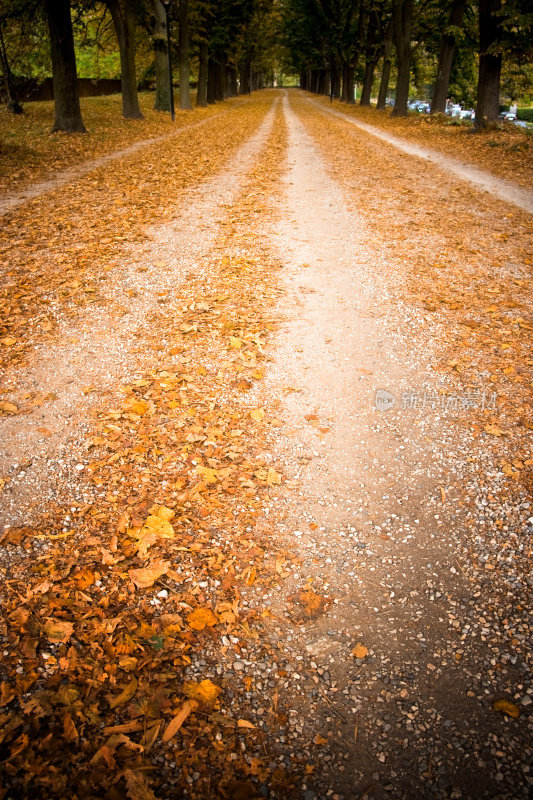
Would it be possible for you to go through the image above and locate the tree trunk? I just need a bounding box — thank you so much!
[431,0,467,113]
[391,0,413,117]
[178,0,191,109]
[215,51,226,100]
[360,10,379,106]
[377,18,393,110]
[206,54,216,103]
[475,0,502,130]
[330,58,341,99]
[341,62,355,103]
[44,0,85,132]
[196,40,208,106]
[0,23,22,114]
[107,0,143,119]
[153,0,170,111]
[360,58,378,105]
[239,61,251,94]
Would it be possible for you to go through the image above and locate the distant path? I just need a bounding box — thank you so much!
[0,107,233,216]
[308,97,533,214]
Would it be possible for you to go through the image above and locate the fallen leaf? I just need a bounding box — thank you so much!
[129,559,170,589]
[109,676,138,710]
[250,408,265,422]
[187,607,218,631]
[183,678,222,707]
[162,699,199,741]
[43,619,74,644]
[237,719,256,729]
[493,699,520,718]
[351,642,369,659]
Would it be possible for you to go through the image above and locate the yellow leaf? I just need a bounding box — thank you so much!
[0,401,18,414]
[484,425,505,436]
[162,699,198,742]
[230,336,242,349]
[195,465,218,484]
[266,467,281,485]
[250,408,265,422]
[493,699,520,718]
[237,719,256,729]
[123,398,150,416]
[128,559,170,589]
[109,676,138,710]
[187,607,218,631]
[1,336,16,346]
[44,619,74,644]
[140,514,174,539]
[351,642,369,659]
[183,679,222,707]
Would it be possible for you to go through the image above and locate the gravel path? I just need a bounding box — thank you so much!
[0,89,530,800]
[246,92,532,800]
[308,97,533,214]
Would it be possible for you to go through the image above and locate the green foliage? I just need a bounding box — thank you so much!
[517,107,533,121]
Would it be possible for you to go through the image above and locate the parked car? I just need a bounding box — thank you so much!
[447,104,462,117]
[499,111,517,122]
[459,109,475,120]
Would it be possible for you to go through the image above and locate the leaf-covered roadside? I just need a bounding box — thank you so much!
[311,96,533,190]
[0,92,237,197]
[0,105,303,799]
[0,95,268,380]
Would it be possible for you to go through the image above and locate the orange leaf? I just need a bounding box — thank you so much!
[187,607,218,631]
[162,699,198,742]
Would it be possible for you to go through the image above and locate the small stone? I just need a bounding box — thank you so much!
[233,660,245,671]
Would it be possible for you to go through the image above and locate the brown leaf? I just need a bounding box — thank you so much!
[123,769,157,800]
[43,618,74,644]
[162,699,199,742]
[109,675,138,710]
[129,558,170,589]
[351,642,369,659]
[493,699,520,718]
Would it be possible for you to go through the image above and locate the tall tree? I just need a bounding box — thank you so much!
[376,16,393,108]
[391,0,413,116]
[475,0,501,129]
[430,0,467,113]
[178,0,191,108]
[0,20,22,113]
[107,0,143,118]
[153,0,171,110]
[44,0,86,132]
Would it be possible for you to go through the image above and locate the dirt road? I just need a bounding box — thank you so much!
[0,90,531,800]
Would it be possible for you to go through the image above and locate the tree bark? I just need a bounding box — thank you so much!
[44,0,86,132]
[341,62,355,103]
[178,0,191,109]
[153,0,170,111]
[360,58,378,105]
[360,10,379,106]
[0,22,22,114]
[391,0,413,117]
[107,0,143,119]
[377,18,393,110]
[206,54,216,103]
[196,40,208,106]
[239,62,251,94]
[214,51,226,100]
[475,0,502,130]
[431,0,467,113]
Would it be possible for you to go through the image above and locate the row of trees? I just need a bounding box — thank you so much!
[280,0,532,129]
[1,1,531,133]
[0,0,278,132]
